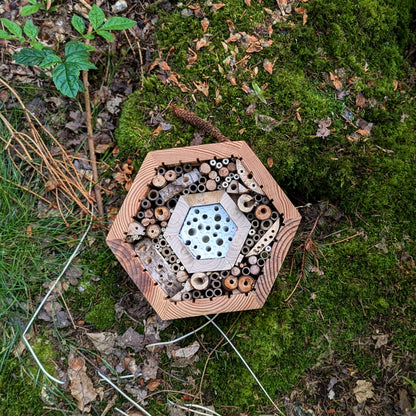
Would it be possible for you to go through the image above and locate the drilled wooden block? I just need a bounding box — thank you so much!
[107,141,301,320]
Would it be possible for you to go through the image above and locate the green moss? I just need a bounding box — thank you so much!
[115,0,416,412]
[0,360,45,416]
[85,297,116,330]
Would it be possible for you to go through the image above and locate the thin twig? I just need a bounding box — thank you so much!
[322,231,363,246]
[83,25,104,217]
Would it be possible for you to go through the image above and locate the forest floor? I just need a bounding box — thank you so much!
[0,1,415,416]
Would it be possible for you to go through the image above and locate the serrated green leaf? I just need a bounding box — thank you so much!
[70,59,97,71]
[14,48,49,66]
[0,29,15,40]
[28,0,37,4]
[71,15,85,35]
[52,62,81,98]
[89,4,105,30]
[77,79,86,92]
[96,30,114,42]
[23,20,38,40]
[20,4,40,17]
[0,18,22,37]
[32,41,45,50]
[38,53,61,68]
[83,34,95,40]
[100,17,136,31]
[64,41,90,59]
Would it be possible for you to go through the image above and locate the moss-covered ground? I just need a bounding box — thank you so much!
[1,0,415,414]
[115,0,416,413]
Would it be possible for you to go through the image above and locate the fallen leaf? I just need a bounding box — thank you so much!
[187,48,198,66]
[121,163,133,175]
[255,114,280,132]
[142,356,159,381]
[190,132,205,146]
[196,38,208,50]
[45,179,59,192]
[241,84,253,94]
[201,18,209,33]
[211,3,225,12]
[393,80,399,91]
[263,59,273,74]
[372,334,389,349]
[245,103,256,115]
[356,118,374,136]
[194,80,209,97]
[117,327,146,353]
[267,157,273,168]
[329,72,343,91]
[226,19,235,32]
[68,353,97,412]
[159,61,171,71]
[226,33,241,43]
[246,43,263,53]
[86,332,116,355]
[152,124,163,136]
[315,117,332,138]
[353,380,374,403]
[356,92,366,107]
[295,7,308,25]
[245,0,251,6]
[146,379,161,392]
[172,341,200,359]
[296,109,302,122]
[228,76,237,86]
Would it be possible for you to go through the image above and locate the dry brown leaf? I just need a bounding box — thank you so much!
[172,341,200,359]
[159,61,171,71]
[196,38,208,50]
[194,81,209,97]
[295,7,308,25]
[315,117,332,138]
[124,178,132,191]
[245,0,251,6]
[45,178,59,192]
[356,92,366,107]
[263,59,273,74]
[121,163,133,175]
[245,103,256,115]
[226,19,235,32]
[241,84,252,94]
[146,379,161,392]
[228,76,237,86]
[296,109,302,122]
[372,334,389,349]
[353,380,374,403]
[114,172,128,184]
[246,43,263,53]
[393,80,399,91]
[148,59,159,72]
[211,3,225,12]
[267,157,273,168]
[356,128,371,137]
[329,72,343,91]
[226,33,241,43]
[187,48,198,65]
[68,353,97,412]
[201,18,210,33]
[26,225,33,237]
[152,124,163,136]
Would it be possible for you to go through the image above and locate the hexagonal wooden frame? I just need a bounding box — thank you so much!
[164,190,251,273]
[106,141,301,320]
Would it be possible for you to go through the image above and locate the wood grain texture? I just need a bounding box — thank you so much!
[107,141,301,320]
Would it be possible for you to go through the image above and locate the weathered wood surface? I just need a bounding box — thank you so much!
[107,141,301,320]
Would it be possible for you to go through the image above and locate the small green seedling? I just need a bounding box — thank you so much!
[0,5,136,97]
[402,376,416,409]
[21,0,58,16]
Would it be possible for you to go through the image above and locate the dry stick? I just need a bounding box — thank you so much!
[322,231,363,246]
[171,104,231,143]
[83,26,104,217]
[285,215,321,303]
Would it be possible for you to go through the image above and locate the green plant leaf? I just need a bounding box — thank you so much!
[83,34,95,40]
[64,41,91,59]
[38,53,61,68]
[0,29,15,40]
[52,62,81,98]
[89,4,105,30]
[96,30,114,42]
[27,0,38,4]
[71,15,85,35]
[32,41,45,50]
[20,4,40,17]
[0,18,22,37]
[100,17,136,31]
[14,48,50,66]
[23,20,38,40]
[252,82,267,104]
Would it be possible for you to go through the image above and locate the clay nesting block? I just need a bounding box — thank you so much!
[107,141,301,320]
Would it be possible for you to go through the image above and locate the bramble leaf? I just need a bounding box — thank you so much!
[0,18,22,38]
[53,62,81,98]
[14,48,51,66]
[96,30,114,42]
[0,29,15,40]
[21,4,40,17]
[23,20,38,40]
[38,53,62,68]
[65,41,92,60]
[100,17,136,31]
[71,15,85,35]
[89,5,105,30]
